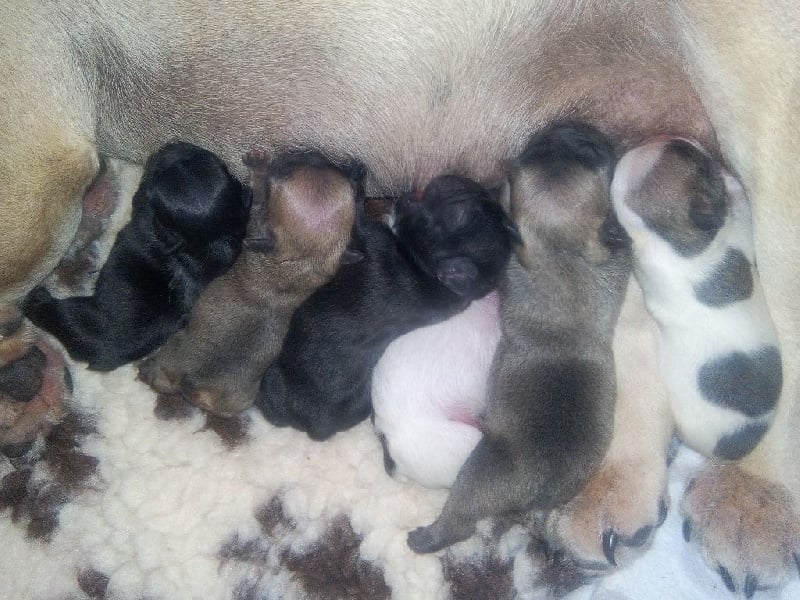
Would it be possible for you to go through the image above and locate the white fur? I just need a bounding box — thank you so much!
[371,292,501,488]
[611,141,780,457]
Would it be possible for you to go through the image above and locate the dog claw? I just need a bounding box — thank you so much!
[628,525,652,547]
[682,518,692,542]
[718,565,736,593]
[744,573,757,599]
[602,528,617,566]
[656,498,668,528]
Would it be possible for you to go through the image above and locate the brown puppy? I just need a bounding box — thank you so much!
[138,152,357,416]
[2,1,799,592]
[408,122,632,553]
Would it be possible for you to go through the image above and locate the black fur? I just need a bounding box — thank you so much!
[693,248,753,307]
[255,175,519,441]
[697,346,782,417]
[21,142,249,371]
[393,176,522,298]
[516,119,616,174]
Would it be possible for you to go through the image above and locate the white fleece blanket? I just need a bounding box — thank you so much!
[2,161,798,600]
[1,363,798,600]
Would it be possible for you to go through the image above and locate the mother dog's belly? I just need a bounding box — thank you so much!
[82,0,714,194]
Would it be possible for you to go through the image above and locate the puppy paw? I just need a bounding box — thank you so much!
[137,357,177,394]
[547,461,668,571]
[407,526,442,554]
[681,462,800,596]
[174,376,252,418]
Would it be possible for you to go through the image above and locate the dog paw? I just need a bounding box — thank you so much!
[0,310,70,456]
[546,461,668,571]
[178,383,228,417]
[137,357,177,394]
[681,462,800,597]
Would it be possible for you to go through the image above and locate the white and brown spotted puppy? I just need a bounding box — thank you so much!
[371,291,501,489]
[138,151,358,417]
[408,122,633,553]
[611,138,782,460]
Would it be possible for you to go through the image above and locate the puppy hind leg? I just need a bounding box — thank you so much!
[20,290,115,367]
[407,435,517,553]
[0,109,96,452]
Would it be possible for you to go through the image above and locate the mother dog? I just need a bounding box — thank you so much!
[2,0,798,594]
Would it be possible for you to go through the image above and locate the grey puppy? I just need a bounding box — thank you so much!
[408,122,633,554]
[138,151,358,416]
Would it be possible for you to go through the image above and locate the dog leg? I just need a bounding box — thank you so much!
[0,11,98,301]
[547,279,673,570]
[407,435,518,553]
[1,7,97,451]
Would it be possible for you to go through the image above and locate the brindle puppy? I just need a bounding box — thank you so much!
[138,151,357,417]
[256,175,520,441]
[408,122,632,553]
[20,142,249,371]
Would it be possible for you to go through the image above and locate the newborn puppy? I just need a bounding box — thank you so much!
[21,142,249,371]
[138,151,358,416]
[372,291,501,489]
[408,122,632,554]
[611,138,782,460]
[256,175,520,441]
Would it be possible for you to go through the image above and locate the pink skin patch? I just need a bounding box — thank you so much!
[445,408,482,429]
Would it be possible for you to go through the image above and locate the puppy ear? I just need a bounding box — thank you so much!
[340,248,365,265]
[436,257,480,296]
[600,211,631,249]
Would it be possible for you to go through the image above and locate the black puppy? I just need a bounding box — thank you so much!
[21,142,249,371]
[256,175,520,441]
